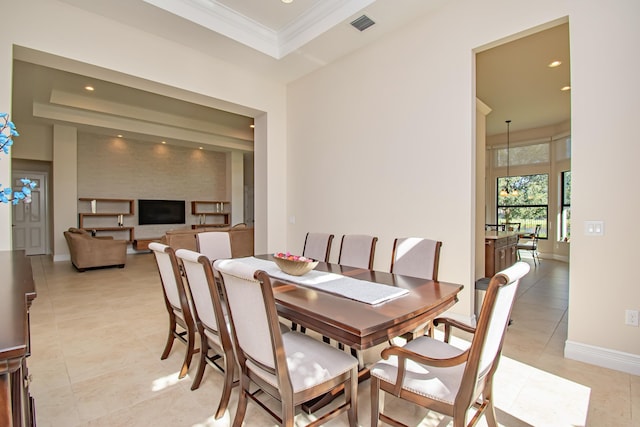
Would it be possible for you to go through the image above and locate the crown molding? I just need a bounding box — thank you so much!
[143,0,376,59]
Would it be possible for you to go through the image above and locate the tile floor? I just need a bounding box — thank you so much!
[27,253,639,426]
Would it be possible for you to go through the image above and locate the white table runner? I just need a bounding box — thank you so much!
[233,257,409,305]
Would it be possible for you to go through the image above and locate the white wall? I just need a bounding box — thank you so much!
[0,0,288,254]
[286,0,640,372]
[565,0,640,365]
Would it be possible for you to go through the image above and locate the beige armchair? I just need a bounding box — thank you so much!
[63,228,127,272]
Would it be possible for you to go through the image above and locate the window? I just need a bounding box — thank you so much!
[561,170,571,241]
[497,173,549,239]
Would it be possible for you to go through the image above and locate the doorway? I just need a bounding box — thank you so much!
[12,170,48,255]
[475,20,571,277]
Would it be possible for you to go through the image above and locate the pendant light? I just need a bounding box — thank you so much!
[500,120,519,197]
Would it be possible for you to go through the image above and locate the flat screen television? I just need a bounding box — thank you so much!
[138,199,185,225]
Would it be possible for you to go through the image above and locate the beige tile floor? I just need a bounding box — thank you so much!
[27,253,639,426]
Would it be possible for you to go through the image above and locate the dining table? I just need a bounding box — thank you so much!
[246,254,464,412]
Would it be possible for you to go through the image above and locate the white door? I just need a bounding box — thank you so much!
[12,171,47,255]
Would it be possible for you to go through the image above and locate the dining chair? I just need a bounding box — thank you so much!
[302,232,334,262]
[149,242,197,379]
[390,237,442,339]
[175,248,236,418]
[338,234,378,269]
[295,232,334,333]
[196,231,232,264]
[213,259,359,427]
[390,237,442,281]
[370,261,530,427]
[517,224,541,266]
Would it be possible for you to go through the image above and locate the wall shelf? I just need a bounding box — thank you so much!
[78,198,135,242]
[191,200,230,229]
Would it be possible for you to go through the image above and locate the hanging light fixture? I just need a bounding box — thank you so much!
[500,120,519,197]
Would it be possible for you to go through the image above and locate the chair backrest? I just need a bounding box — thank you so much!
[214,259,283,375]
[175,249,228,339]
[390,237,442,281]
[149,242,193,321]
[459,261,530,407]
[485,224,505,231]
[302,232,334,262]
[530,224,542,248]
[338,234,378,269]
[196,231,232,262]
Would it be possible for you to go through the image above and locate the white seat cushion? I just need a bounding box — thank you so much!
[370,336,467,405]
[247,331,357,393]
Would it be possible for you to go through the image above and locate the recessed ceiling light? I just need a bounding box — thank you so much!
[561,85,571,91]
[281,0,293,3]
[84,85,95,91]
[161,141,166,144]
[199,147,203,150]
[548,60,562,68]
[117,134,123,138]
[250,124,255,128]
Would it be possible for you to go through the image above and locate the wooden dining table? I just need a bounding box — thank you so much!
[253,254,464,411]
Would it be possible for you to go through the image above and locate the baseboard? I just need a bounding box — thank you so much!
[564,340,640,375]
[53,254,70,262]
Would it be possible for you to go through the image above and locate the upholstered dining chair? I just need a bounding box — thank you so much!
[213,259,359,427]
[149,242,197,379]
[338,234,378,269]
[390,237,442,281]
[390,237,443,340]
[370,261,530,427]
[295,232,334,333]
[302,232,334,262]
[175,249,236,419]
[196,231,232,265]
[517,224,541,266]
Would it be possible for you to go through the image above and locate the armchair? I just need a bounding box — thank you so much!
[63,228,127,272]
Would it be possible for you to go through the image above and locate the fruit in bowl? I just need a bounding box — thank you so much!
[273,252,319,276]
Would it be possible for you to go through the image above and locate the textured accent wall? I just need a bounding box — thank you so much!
[77,133,227,237]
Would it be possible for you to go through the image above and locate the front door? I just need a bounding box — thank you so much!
[12,171,47,255]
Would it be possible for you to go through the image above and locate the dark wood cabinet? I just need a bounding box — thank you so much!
[484,232,519,277]
[0,251,37,426]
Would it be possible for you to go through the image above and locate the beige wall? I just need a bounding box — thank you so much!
[286,0,640,370]
[1,0,639,372]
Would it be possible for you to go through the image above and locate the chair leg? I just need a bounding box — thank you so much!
[232,376,249,427]
[179,327,196,379]
[346,367,358,427]
[214,352,236,419]
[161,317,177,360]
[282,398,296,427]
[370,376,382,427]
[191,337,209,390]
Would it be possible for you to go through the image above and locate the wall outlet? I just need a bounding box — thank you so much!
[625,309,639,327]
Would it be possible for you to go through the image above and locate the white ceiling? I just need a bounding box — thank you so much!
[12,1,570,152]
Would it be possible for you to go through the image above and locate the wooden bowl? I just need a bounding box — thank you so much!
[273,256,318,276]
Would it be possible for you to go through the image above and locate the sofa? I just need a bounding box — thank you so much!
[161,226,254,258]
[63,227,127,272]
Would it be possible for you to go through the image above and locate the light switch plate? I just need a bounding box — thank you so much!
[584,220,604,236]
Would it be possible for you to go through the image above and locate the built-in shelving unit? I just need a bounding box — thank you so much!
[78,198,135,242]
[191,200,230,229]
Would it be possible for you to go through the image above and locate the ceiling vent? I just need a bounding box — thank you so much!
[350,15,375,32]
